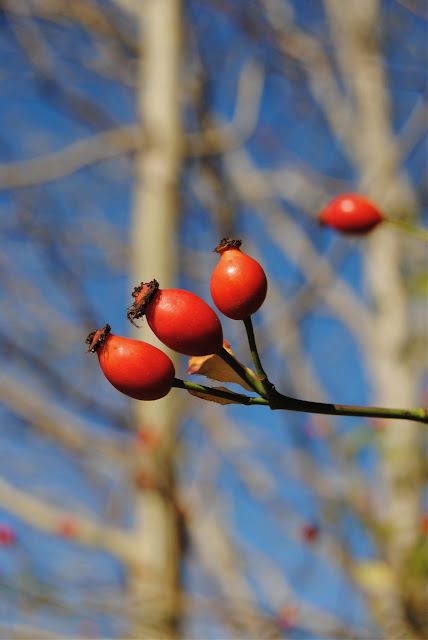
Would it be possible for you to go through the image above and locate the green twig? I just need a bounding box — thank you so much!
[267,389,428,423]
[172,378,268,406]
[217,346,267,397]
[243,316,274,398]
[386,219,428,243]
[173,378,428,423]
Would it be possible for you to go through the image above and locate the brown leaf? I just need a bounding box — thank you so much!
[188,386,248,405]
[186,340,257,392]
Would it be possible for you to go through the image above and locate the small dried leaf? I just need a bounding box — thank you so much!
[186,341,257,392]
[188,386,247,405]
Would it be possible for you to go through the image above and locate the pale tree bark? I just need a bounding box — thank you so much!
[323,1,424,637]
[117,1,183,637]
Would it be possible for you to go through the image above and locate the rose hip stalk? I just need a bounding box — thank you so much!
[127,280,223,356]
[86,324,175,401]
[210,237,268,320]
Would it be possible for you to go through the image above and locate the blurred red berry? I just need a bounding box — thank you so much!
[133,471,157,490]
[421,512,428,535]
[318,193,383,234]
[134,428,161,452]
[275,605,299,630]
[304,415,331,439]
[0,524,16,546]
[301,523,319,543]
[57,516,78,538]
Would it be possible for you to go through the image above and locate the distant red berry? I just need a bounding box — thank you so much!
[0,524,16,546]
[133,471,157,490]
[57,516,78,538]
[134,428,161,452]
[301,523,319,543]
[368,417,386,430]
[86,324,175,401]
[210,238,268,320]
[127,280,223,356]
[275,605,299,631]
[421,512,428,536]
[318,193,384,234]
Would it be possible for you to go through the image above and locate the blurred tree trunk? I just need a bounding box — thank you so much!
[324,1,424,637]
[123,1,183,637]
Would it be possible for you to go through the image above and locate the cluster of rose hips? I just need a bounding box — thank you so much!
[86,194,384,403]
[86,236,268,401]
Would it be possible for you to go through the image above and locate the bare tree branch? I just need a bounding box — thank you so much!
[0,372,131,464]
[0,475,140,564]
[0,125,141,190]
[186,60,265,156]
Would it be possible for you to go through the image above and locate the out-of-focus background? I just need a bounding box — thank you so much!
[0,0,426,638]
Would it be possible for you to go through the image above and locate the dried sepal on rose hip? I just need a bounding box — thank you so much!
[210,237,268,320]
[86,323,175,401]
[127,280,223,356]
[318,193,384,234]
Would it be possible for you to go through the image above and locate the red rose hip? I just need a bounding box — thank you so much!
[86,324,175,401]
[318,193,384,234]
[0,524,16,546]
[127,280,223,356]
[210,237,268,320]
